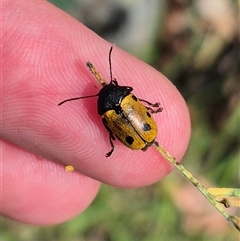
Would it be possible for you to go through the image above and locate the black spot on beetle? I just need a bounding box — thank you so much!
[125,136,134,145]
[146,112,151,118]
[132,95,137,101]
[142,123,151,131]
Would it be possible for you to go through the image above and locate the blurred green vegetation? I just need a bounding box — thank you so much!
[2,0,239,240]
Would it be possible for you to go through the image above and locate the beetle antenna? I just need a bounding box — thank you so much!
[109,46,113,82]
[58,94,99,106]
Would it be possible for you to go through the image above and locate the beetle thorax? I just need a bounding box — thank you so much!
[97,84,133,115]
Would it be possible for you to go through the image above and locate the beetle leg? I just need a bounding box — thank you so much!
[106,132,115,157]
[139,98,160,107]
[110,78,118,85]
[145,106,163,114]
[102,118,116,157]
[139,98,163,114]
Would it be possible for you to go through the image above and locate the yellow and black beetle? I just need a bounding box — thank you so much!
[58,47,162,157]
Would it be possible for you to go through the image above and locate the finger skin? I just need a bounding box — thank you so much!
[1,140,100,225]
[2,0,191,224]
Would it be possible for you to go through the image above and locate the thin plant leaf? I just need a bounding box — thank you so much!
[153,141,240,232]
